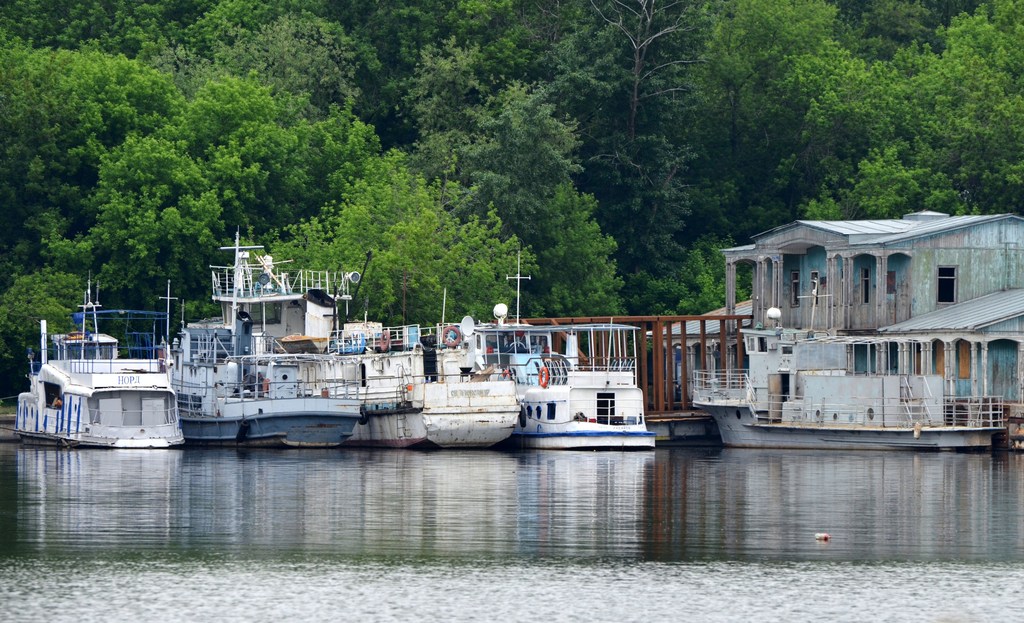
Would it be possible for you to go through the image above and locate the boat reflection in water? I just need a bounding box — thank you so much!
[12,447,184,551]
[8,446,1024,563]
[6,446,656,558]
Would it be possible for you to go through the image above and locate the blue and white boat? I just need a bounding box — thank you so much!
[16,292,183,448]
[466,304,655,450]
[169,236,362,447]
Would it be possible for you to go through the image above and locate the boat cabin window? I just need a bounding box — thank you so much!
[89,391,174,426]
[43,382,62,407]
[547,402,556,421]
[597,392,616,424]
[61,340,116,360]
[781,345,793,354]
[236,302,281,325]
[495,331,530,354]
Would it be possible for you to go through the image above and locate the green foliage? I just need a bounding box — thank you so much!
[274,155,526,326]
[0,46,183,285]
[0,269,83,393]
[7,0,1024,401]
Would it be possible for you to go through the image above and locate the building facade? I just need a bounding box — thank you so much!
[720,211,1024,406]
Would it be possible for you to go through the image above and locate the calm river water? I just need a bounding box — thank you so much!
[1,443,1022,622]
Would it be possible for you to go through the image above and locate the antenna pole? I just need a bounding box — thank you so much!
[158,280,178,342]
[506,251,531,324]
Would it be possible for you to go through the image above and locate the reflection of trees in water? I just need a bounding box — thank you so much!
[644,449,1024,561]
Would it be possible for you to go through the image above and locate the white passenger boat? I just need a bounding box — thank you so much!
[467,304,655,450]
[334,321,519,449]
[169,236,362,447]
[16,297,183,448]
[692,323,1005,450]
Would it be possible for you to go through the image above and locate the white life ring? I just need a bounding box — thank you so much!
[442,325,462,348]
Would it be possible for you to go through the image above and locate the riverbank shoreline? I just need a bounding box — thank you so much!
[0,413,16,442]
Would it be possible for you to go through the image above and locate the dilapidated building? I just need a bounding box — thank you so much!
[720,211,1024,412]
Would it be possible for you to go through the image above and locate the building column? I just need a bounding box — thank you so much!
[772,256,783,311]
[826,255,836,330]
[980,341,989,396]
[944,340,954,396]
[725,260,736,334]
[842,256,853,331]
[725,260,736,316]
[1017,341,1024,402]
[970,341,979,397]
[875,254,887,329]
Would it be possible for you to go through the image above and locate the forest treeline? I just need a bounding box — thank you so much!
[0,0,1019,395]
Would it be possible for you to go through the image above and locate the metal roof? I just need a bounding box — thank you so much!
[747,213,1020,248]
[879,289,1024,333]
[753,218,914,241]
[865,214,1017,245]
[673,301,752,336]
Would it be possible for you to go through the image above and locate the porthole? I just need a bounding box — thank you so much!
[867,408,875,421]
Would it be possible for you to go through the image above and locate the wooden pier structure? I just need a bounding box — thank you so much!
[524,313,752,445]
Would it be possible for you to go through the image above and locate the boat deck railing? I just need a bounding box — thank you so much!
[502,353,637,387]
[330,324,428,355]
[691,370,751,402]
[174,376,359,414]
[44,358,167,375]
[212,265,336,299]
[944,396,1006,428]
[751,394,1005,428]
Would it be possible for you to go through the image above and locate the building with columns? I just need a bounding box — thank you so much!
[720,211,1024,404]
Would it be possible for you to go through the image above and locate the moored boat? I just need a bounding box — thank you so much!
[169,236,362,447]
[692,322,1005,450]
[468,304,655,450]
[16,294,183,449]
[334,321,519,449]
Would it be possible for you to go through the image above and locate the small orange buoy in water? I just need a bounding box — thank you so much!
[815,533,831,542]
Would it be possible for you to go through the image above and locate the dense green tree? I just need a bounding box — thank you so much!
[0,46,183,286]
[274,153,526,326]
[689,0,840,244]
[547,0,710,315]
[0,0,213,57]
[458,85,623,315]
[0,269,83,399]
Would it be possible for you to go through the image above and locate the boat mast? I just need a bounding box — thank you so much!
[158,280,177,343]
[506,250,531,324]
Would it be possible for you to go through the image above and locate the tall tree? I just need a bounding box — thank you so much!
[548,0,709,313]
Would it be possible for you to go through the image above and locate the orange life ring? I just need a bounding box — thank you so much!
[538,366,550,388]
